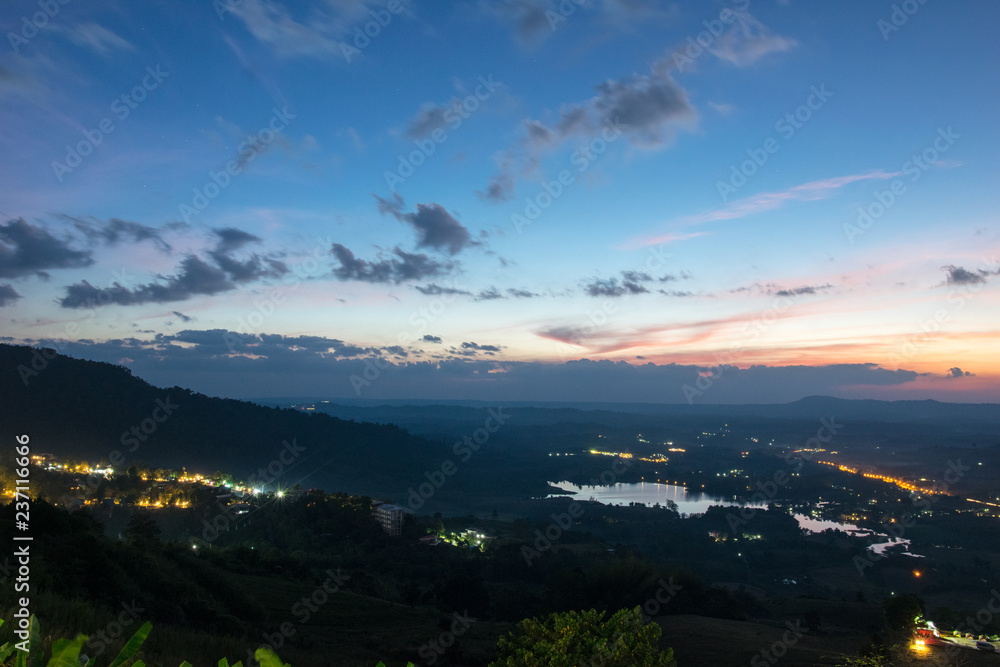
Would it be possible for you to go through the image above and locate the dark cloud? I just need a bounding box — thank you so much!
[584,271,651,297]
[537,325,586,346]
[475,287,505,301]
[942,265,988,285]
[405,103,451,139]
[507,288,538,298]
[213,227,262,253]
[58,224,288,308]
[947,367,975,378]
[477,169,515,202]
[0,283,21,306]
[460,341,502,354]
[422,335,443,344]
[17,338,928,403]
[482,50,694,200]
[414,283,472,296]
[331,244,455,284]
[66,216,177,251]
[60,255,235,308]
[659,271,692,282]
[374,195,474,255]
[772,284,832,297]
[659,289,695,297]
[171,311,193,323]
[0,218,94,278]
[481,0,553,46]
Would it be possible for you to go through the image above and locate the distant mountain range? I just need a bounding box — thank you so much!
[256,394,1000,424]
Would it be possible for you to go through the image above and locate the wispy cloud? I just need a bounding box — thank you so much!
[632,171,902,246]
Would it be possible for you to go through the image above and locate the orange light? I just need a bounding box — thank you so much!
[913,570,922,577]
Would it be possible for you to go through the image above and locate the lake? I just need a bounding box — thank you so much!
[548,481,922,556]
[546,480,767,515]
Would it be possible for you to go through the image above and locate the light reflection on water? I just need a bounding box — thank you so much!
[547,481,922,556]
[546,480,767,515]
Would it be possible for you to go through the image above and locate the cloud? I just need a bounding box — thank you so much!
[60,256,236,308]
[65,216,177,251]
[422,334,443,344]
[947,367,975,378]
[221,0,370,60]
[481,50,694,200]
[477,167,516,202]
[460,341,503,354]
[704,11,798,67]
[23,336,929,403]
[583,270,653,297]
[172,311,193,323]
[58,224,289,309]
[213,227,262,253]
[485,0,676,47]
[0,284,21,306]
[772,284,832,297]
[507,288,539,298]
[374,195,474,255]
[57,23,135,56]
[651,171,902,233]
[0,218,94,279]
[414,283,472,296]
[475,287,505,301]
[942,264,991,285]
[480,0,554,47]
[330,244,456,284]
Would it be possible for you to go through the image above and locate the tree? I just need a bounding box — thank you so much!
[122,511,161,546]
[489,607,675,667]
[882,594,923,634]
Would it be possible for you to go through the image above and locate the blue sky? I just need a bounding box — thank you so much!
[2,0,998,403]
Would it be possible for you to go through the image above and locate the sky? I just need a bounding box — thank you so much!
[1,0,998,404]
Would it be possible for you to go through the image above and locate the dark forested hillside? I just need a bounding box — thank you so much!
[0,344,447,484]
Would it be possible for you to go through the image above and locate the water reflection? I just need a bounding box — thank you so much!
[546,480,767,515]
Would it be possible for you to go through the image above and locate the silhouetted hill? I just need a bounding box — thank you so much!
[0,344,447,491]
[258,394,999,427]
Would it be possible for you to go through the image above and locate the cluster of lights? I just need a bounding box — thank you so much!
[588,450,633,459]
